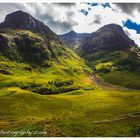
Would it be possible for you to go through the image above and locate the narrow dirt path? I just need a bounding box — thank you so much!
[90,113,140,124]
[90,75,128,90]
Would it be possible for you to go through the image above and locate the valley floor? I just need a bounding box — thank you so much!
[0,78,140,137]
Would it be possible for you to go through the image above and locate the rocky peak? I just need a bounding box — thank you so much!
[0,11,58,41]
[82,24,137,52]
[3,11,39,30]
[97,24,123,32]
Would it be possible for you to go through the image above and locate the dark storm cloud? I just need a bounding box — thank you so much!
[0,3,77,34]
[27,3,77,34]
[89,15,102,25]
[93,15,101,24]
[35,11,77,34]
[0,3,26,22]
[114,3,140,15]
[0,3,25,10]
[49,20,77,34]
[53,3,75,8]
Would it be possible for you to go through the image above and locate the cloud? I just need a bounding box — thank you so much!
[93,15,102,24]
[88,15,102,25]
[124,27,140,47]
[80,3,112,16]
[26,3,78,34]
[0,3,26,21]
[114,3,140,15]
[53,3,75,8]
[73,3,126,33]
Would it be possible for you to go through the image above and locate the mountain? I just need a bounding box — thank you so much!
[0,11,93,95]
[82,24,137,52]
[59,31,89,44]
[0,10,59,42]
[0,10,59,65]
[60,24,140,89]
[82,24,140,89]
[59,31,89,54]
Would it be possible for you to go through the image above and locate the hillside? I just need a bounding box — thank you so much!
[0,11,93,95]
[82,24,140,89]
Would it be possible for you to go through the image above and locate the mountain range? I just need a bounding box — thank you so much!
[0,10,140,91]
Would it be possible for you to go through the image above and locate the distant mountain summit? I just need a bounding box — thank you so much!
[82,24,137,52]
[59,30,89,44]
[59,30,89,53]
[0,10,58,41]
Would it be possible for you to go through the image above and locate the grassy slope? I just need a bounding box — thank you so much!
[101,70,140,89]
[0,88,140,136]
[85,49,140,89]
[0,29,93,93]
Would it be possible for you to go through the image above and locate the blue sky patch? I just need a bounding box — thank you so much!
[101,3,111,9]
[80,3,112,16]
[80,9,88,16]
[86,3,98,7]
[123,19,140,34]
[85,3,111,9]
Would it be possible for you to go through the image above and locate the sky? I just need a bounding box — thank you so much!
[0,3,140,46]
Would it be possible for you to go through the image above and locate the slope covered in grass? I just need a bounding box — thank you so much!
[0,28,94,96]
[89,49,140,89]
[1,87,140,136]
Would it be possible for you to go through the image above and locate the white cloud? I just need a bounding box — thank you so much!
[124,27,140,46]
[73,3,127,33]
